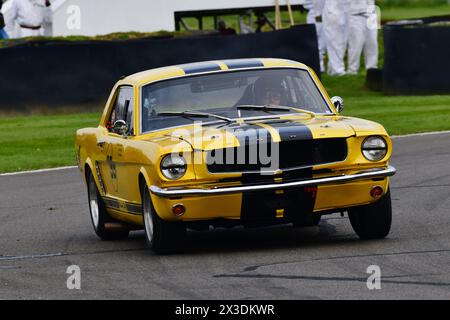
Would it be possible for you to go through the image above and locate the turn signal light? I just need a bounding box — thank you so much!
[370,186,384,199]
[172,204,186,216]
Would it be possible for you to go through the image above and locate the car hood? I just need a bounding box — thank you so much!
[158,116,358,151]
[340,116,389,135]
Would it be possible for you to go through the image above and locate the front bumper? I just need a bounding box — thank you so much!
[150,166,396,198]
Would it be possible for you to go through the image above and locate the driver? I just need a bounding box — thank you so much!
[253,76,286,106]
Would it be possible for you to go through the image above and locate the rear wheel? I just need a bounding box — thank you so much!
[87,171,129,240]
[348,188,392,240]
[142,185,186,254]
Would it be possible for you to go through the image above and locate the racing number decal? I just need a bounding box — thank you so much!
[108,155,117,180]
[106,146,119,193]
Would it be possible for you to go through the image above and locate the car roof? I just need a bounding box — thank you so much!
[120,58,308,86]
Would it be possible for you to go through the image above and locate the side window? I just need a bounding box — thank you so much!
[108,86,134,135]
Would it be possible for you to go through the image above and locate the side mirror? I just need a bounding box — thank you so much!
[331,96,344,113]
[113,120,129,136]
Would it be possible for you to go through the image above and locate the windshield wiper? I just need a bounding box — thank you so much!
[237,105,316,117]
[157,111,233,123]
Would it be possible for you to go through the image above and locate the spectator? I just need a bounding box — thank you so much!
[322,0,347,76]
[347,0,379,74]
[218,20,236,36]
[255,14,266,33]
[0,0,8,39]
[5,0,52,38]
[304,0,326,72]
[239,10,254,34]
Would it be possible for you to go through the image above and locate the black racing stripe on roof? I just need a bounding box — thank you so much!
[223,59,264,70]
[180,62,222,74]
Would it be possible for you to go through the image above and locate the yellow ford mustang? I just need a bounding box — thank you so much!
[76,58,396,253]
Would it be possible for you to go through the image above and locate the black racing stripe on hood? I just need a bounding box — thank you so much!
[222,59,264,70]
[262,119,313,141]
[180,62,221,74]
[206,123,275,174]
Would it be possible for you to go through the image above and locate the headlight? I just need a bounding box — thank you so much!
[362,136,388,161]
[160,154,187,180]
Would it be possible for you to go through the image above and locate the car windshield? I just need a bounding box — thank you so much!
[141,68,332,133]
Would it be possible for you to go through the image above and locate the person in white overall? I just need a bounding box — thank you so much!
[322,0,348,76]
[5,0,51,38]
[304,0,326,73]
[347,0,379,74]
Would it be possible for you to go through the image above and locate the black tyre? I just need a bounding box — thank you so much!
[142,185,186,254]
[348,188,392,240]
[87,171,129,240]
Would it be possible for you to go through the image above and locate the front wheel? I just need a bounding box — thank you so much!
[87,171,129,240]
[348,188,392,240]
[142,185,186,254]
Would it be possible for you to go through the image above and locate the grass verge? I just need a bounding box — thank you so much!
[0,113,99,173]
[323,74,450,135]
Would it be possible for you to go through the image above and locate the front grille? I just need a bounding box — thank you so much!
[206,138,348,173]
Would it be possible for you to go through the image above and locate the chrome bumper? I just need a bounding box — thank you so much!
[150,166,396,198]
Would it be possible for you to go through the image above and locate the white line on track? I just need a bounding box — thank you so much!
[1,131,450,176]
[0,166,78,177]
[391,130,450,139]
[0,253,64,261]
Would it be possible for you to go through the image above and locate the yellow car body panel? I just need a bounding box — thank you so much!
[76,58,395,226]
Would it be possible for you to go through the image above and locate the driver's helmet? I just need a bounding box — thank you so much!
[253,76,286,106]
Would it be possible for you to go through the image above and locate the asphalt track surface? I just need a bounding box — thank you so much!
[1,133,450,300]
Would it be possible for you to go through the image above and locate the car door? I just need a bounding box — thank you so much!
[98,86,135,206]
[110,86,138,206]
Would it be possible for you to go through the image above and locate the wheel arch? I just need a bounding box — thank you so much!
[138,167,152,202]
[83,158,95,181]
[83,158,103,196]
[84,160,93,182]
